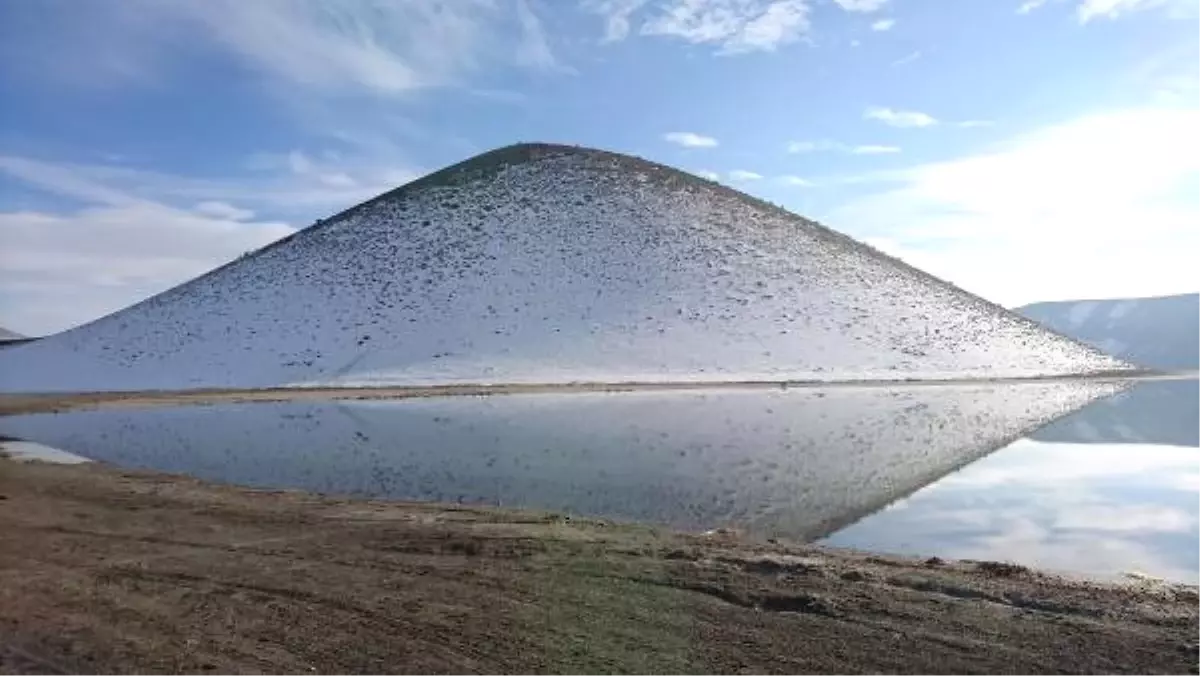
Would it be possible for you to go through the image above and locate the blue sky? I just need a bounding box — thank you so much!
[0,0,1196,335]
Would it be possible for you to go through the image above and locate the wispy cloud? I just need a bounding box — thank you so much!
[694,169,721,180]
[864,106,938,127]
[1150,72,1200,104]
[514,0,571,72]
[3,0,567,95]
[1126,42,1200,104]
[728,169,764,181]
[589,0,812,53]
[1016,0,1197,21]
[778,175,815,187]
[786,140,833,153]
[870,18,896,31]
[851,144,902,154]
[0,156,300,335]
[664,131,720,148]
[193,201,255,221]
[787,140,901,154]
[581,0,651,42]
[957,119,996,128]
[1077,0,1165,21]
[832,0,889,11]
[890,50,922,67]
[0,133,433,335]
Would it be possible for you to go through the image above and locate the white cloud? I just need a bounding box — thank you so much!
[890,50,922,67]
[728,169,764,181]
[724,0,811,53]
[0,159,296,335]
[944,440,1200,488]
[694,169,721,180]
[1055,504,1194,532]
[1016,0,1196,20]
[1150,72,1200,104]
[638,0,813,54]
[851,144,902,154]
[830,437,1199,583]
[870,18,896,31]
[787,140,901,154]
[0,152,420,219]
[248,150,423,204]
[832,0,888,11]
[1127,43,1200,105]
[581,0,651,41]
[1077,0,1166,21]
[179,1,432,92]
[0,207,293,336]
[956,119,996,128]
[0,148,426,334]
[826,106,1200,306]
[786,140,833,153]
[664,131,720,148]
[779,175,815,187]
[514,0,574,73]
[193,201,255,221]
[864,106,938,127]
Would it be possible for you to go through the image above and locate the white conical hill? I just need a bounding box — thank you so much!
[0,143,1130,392]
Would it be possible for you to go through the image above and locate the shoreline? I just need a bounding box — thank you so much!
[2,454,1195,674]
[2,368,1192,418]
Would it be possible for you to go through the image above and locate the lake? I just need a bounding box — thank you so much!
[824,378,1198,583]
[2,378,1195,582]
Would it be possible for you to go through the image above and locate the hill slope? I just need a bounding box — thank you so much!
[0,143,1129,393]
[1017,293,1198,370]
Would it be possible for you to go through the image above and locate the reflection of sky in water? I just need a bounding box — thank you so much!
[0,381,1115,542]
[3,378,1194,582]
[824,381,1199,584]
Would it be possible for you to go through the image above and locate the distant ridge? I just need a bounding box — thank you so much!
[0,326,24,341]
[0,143,1131,393]
[1018,292,1198,370]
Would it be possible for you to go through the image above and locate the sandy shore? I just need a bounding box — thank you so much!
[2,369,1189,419]
[1,454,1195,675]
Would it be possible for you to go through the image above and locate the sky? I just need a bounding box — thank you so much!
[0,0,1197,336]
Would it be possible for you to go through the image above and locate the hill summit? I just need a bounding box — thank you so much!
[0,143,1130,392]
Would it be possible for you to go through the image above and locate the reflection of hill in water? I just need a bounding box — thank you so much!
[0,381,1118,541]
[1030,379,1198,447]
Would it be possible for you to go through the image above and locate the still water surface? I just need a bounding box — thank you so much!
[825,379,1198,583]
[2,379,1194,581]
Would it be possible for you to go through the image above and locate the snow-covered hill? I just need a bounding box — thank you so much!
[0,326,25,342]
[0,143,1131,393]
[1017,293,1198,371]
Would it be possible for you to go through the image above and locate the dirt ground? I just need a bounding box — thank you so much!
[1,455,1196,675]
